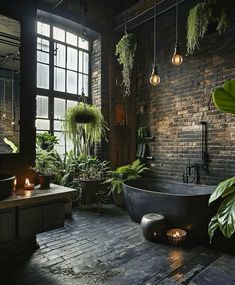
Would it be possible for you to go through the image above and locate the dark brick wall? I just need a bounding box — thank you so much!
[114,0,235,185]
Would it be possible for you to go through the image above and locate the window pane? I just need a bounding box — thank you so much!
[54,98,65,119]
[54,132,65,155]
[36,96,48,118]
[67,100,77,109]
[53,27,65,42]
[37,63,49,89]
[54,43,65,68]
[78,37,89,50]
[78,73,88,96]
[54,67,65,92]
[36,119,50,130]
[37,51,49,64]
[54,120,63,131]
[37,22,50,37]
[67,47,78,71]
[67,71,77,94]
[37,38,49,52]
[79,51,89,74]
[66,32,77,46]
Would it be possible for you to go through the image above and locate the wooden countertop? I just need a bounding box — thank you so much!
[0,184,77,210]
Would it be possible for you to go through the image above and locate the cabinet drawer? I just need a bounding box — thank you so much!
[18,206,43,237]
[0,209,15,243]
[43,202,64,231]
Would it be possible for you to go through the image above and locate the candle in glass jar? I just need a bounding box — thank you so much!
[24,178,34,190]
[166,229,187,246]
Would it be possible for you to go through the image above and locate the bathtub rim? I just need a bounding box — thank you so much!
[123,178,215,197]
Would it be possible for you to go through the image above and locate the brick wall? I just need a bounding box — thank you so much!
[114,0,235,185]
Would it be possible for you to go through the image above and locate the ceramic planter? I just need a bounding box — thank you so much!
[39,175,51,189]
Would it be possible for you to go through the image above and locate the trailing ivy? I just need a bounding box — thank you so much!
[187,0,227,55]
[116,32,137,97]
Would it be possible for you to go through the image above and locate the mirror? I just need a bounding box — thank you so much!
[0,15,20,154]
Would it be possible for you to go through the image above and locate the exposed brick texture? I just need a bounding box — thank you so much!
[114,0,235,185]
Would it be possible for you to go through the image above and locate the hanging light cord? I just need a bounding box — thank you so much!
[175,0,178,45]
[11,56,14,123]
[3,66,6,111]
[153,0,156,64]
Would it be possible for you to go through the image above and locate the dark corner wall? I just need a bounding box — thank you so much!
[112,0,235,185]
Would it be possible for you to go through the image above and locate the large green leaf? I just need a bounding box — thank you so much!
[208,214,219,243]
[212,79,235,115]
[217,193,235,238]
[209,176,235,204]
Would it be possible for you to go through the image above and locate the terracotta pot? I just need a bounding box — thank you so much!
[39,175,51,189]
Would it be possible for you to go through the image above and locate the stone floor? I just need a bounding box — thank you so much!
[0,205,235,285]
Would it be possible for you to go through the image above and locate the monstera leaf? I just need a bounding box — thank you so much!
[209,176,235,204]
[212,79,235,115]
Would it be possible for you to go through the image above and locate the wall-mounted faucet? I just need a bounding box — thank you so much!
[183,165,199,184]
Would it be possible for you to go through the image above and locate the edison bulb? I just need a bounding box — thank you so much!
[150,64,160,86]
[172,52,183,66]
[150,73,161,86]
[11,120,15,126]
[2,112,6,119]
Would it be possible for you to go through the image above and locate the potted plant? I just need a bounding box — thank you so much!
[62,152,110,205]
[116,32,137,97]
[186,0,227,54]
[36,132,58,151]
[33,149,61,189]
[105,159,148,207]
[63,103,108,156]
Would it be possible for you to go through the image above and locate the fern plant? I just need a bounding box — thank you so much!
[63,103,108,156]
[105,159,148,194]
[116,32,137,97]
[187,0,227,54]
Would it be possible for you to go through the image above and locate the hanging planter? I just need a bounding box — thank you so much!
[116,32,137,97]
[63,102,108,156]
[186,0,227,55]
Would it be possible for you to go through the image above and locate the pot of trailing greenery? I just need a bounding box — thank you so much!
[116,32,137,97]
[208,79,235,251]
[36,132,59,151]
[186,0,227,55]
[33,150,60,189]
[63,102,108,156]
[105,159,148,207]
[62,153,109,205]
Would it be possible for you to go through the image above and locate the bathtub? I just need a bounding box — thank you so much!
[123,178,215,240]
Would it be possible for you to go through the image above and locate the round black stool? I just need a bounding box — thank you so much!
[141,213,166,242]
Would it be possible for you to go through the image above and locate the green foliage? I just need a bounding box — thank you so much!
[212,79,235,115]
[33,149,61,178]
[63,103,108,156]
[187,0,227,54]
[36,132,58,151]
[116,32,137,97]
[3,137,17,153]
[208,177,235,242]
[105,159,149,194]
[61,152,109,187]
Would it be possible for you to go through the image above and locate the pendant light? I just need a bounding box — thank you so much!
[150,0,160,86]
[11,56,15,126]
[172,0,183,66]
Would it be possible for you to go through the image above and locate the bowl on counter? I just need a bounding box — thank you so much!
[0,175,15,198]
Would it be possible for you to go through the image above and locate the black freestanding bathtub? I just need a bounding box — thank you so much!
[123,178,215,240]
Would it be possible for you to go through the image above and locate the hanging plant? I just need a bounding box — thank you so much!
[186,0,227,55]
[63,103,108,156]
[116,32,137,97]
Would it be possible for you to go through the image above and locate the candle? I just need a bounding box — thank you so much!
[13,178,17,191]
[24,190,32,197]
[166,228,187,246]
[24,178,34,190]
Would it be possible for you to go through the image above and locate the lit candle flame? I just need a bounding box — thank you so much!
[25,178,30,185]
[14,178,17,191]
[173,231,181,238]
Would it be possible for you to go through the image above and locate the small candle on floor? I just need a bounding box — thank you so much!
[24,178,34,190]
[166,228,187,246]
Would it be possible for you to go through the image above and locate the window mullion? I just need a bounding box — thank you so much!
[49,25,54,134]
